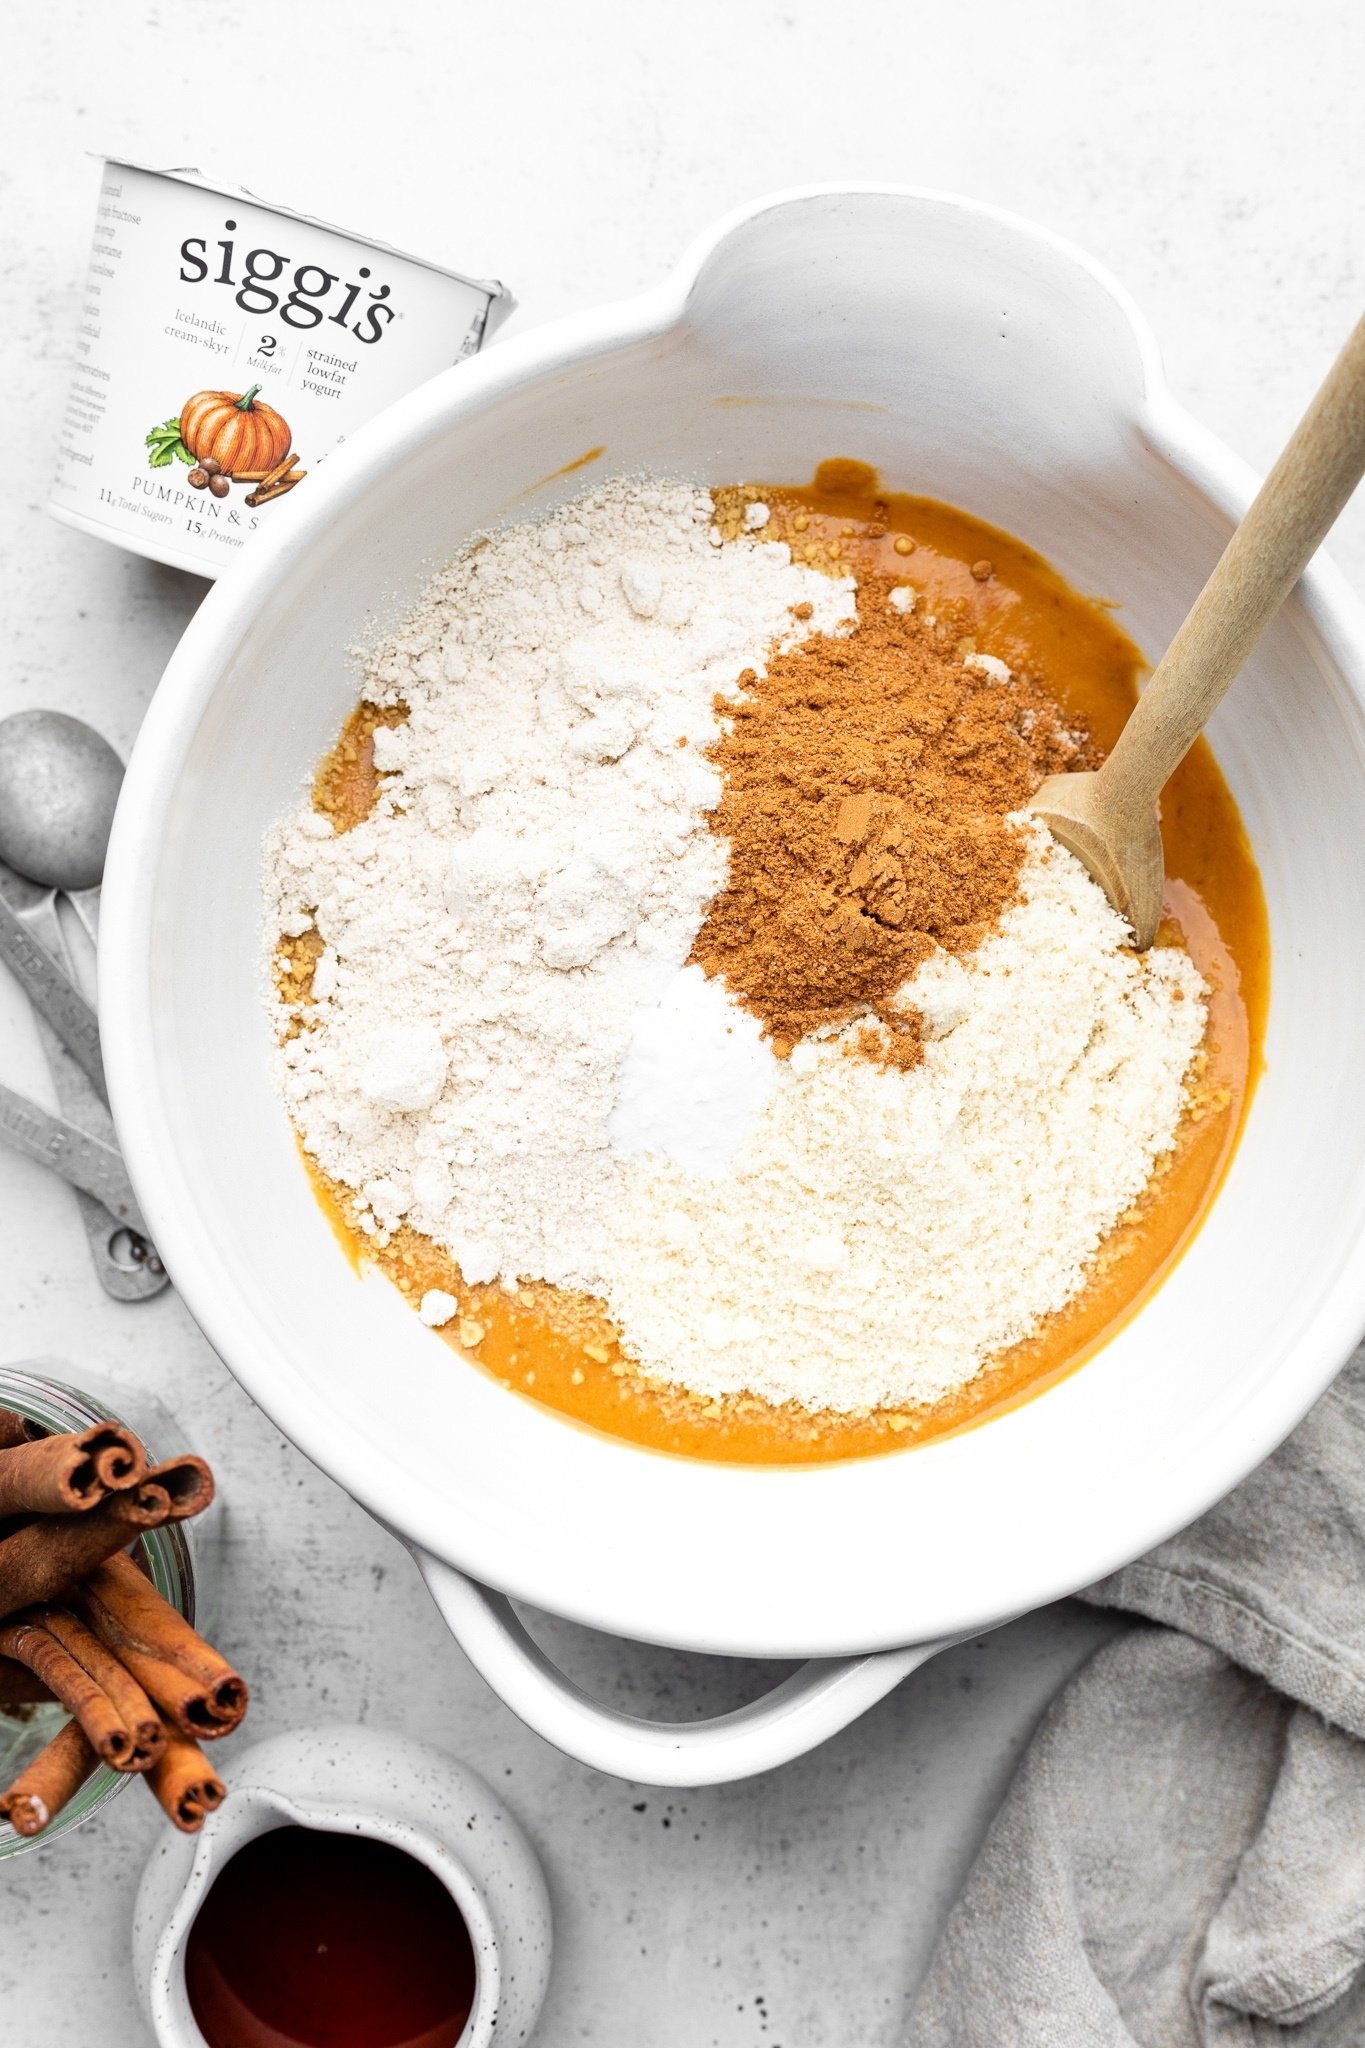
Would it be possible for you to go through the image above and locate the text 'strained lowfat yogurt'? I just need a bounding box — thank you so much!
[51,160,506,577]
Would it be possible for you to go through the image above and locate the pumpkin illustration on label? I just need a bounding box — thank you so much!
[145,385,306,506]
[180,386,291,475]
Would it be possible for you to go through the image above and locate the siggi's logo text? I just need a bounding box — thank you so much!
[179,219,396,343]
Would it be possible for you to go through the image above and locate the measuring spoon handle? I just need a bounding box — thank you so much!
[0,1080,147,1228]
[15,890,166,1300]
[0,891,106,1103]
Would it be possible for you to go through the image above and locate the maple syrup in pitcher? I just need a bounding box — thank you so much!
[184,1825,477,2048]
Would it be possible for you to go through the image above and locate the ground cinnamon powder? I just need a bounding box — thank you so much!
[690,580,1096,1064]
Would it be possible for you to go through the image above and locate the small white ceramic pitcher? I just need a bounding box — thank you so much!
[132,1725,552,2048]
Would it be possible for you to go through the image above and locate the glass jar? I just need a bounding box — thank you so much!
[0,1360,213,1861]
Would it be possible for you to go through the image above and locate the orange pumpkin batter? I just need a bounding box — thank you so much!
[288,463,1268,1465]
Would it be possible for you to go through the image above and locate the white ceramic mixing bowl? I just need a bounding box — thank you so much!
[101,188,1365,1784]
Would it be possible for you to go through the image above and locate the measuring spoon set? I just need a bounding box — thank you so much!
[0,710,165,1300]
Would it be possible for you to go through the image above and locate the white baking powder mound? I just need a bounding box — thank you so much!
[609,963,783,1176]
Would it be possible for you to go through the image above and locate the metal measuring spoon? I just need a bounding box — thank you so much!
[0,861,166,1298]
[0,1081,155,1235]
[0,711,167,1299]
[0,708,123,944]
[0,881,105,1097]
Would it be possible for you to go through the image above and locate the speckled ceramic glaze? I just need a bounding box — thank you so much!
[132,1725,551,2048]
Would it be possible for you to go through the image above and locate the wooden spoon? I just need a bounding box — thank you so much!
[1030,312,1365,948]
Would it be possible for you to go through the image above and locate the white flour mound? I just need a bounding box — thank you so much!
[599,822,1207,1413]
[264,479,851,1287]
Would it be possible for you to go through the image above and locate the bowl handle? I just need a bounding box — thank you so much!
[415,1551,955,1786]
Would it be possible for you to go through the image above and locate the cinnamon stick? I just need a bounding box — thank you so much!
[146,1725,226,1832]
[0,1652,52,1703]
[76,1553,248,1738]
[113,1481,173,1527]
[0,1613,161,1771]
[93,1458,213,1530]
[234,453,299,488]
[0,1493,169,1621]
[138,1456,216,1521]
[0,1423,146,1517]
[0,1718,98,1837]
[88,1427,148,1492]
[245,469,306,508]
[38,1607,165,1769]
[0,1408,40,1452]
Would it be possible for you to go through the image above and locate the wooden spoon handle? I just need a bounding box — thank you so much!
[1103,310,1365,815]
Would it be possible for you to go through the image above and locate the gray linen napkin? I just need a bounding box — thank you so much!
[905,1343,1365,2046]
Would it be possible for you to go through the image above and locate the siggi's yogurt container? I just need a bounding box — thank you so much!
[51,159,507,578]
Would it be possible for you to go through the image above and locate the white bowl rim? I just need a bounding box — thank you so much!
[99,183,1365,1657]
